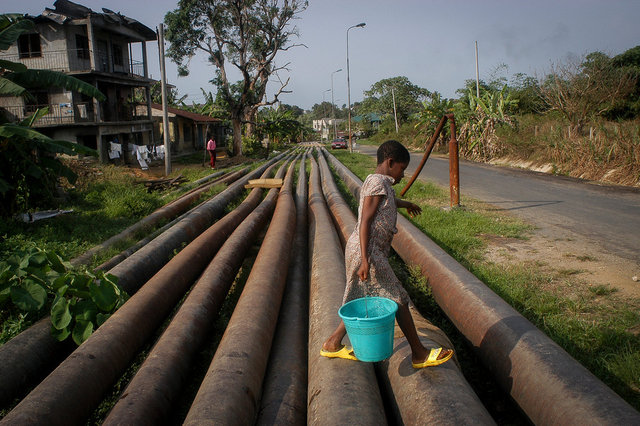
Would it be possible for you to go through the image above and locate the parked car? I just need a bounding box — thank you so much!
[331,138,347,149]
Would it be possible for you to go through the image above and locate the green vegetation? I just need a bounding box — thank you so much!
[0,246,127,345]
[331,149,640,410]
[0,159,232,344]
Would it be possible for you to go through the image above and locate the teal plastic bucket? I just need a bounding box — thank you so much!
[339,297,398,362]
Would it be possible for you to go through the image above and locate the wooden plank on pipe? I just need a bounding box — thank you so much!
[244,178,283,189]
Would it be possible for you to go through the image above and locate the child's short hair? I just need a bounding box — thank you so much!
[377,140,410,165]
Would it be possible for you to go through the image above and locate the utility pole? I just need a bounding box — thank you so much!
[475,40,480,99]
[391,86,399,133]
[158,23,171,176]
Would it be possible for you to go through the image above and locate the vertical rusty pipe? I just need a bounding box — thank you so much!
[182,161,297,425]
[0,161,286,426]
[400,114,449,197]
[256,155,309,425]
[324,150,640,425]
[306,152,386,425]
[319,148,495,425]
[102,163,290,426]
[447,114,460,208]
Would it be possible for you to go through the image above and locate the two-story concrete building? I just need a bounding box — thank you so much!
[0,0,157,164]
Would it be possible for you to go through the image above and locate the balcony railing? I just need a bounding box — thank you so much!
[0,101,150,126]
[0,49,146,77]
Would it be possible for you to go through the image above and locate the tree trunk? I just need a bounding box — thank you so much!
[232,118,243,157]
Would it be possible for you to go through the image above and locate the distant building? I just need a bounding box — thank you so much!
[0,0,157,164]
[313,118,344,140]
[149,103,227,154]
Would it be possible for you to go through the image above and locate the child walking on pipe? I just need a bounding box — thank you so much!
[321,140,454,368]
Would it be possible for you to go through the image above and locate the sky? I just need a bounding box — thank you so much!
[4,0,640,111]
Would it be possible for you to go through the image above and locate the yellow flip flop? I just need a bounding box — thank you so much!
[412,347,453,369]
[320,345,358,361]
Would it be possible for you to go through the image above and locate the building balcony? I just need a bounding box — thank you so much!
[0,49,146,78]
[0,102,150,127]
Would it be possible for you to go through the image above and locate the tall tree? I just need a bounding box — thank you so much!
[538,52,636,132]
[361,76,430,122]
[164,0,307,156]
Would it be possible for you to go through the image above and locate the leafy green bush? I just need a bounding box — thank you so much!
[0,246,128,345]
[242,135,265,158]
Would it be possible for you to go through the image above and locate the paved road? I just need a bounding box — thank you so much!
[358,145,640,262]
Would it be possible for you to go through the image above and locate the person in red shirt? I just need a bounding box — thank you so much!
[207,137,217,168]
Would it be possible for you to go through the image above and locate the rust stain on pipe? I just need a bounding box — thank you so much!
[306,151,386,425]
[183,158,297,425]
[324,149,640,425]
[256,155,309,425]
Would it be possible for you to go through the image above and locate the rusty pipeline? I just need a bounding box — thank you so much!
[0,158,285,412]
[256,154,309,425]
[109,152,286,295]
[0,160,288,426]
[318,147,495,425]
[70,166,248,267]
[306,152,386,425]
[317,149,356,248]
[324,149,640,425]
[102,162,291,426]
[183,158,297,425]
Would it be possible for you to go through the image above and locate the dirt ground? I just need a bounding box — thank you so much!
[482,217,640,301]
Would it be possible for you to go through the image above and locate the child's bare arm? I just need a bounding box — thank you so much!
[358,195,383,281]
[395,198,422,218]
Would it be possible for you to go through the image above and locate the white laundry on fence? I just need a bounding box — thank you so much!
[132,144,150,170]
[152,144,165,160]
[109,142,122,159]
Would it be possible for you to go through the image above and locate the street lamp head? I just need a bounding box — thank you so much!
[356,22,366,28]
[335,68,343,73]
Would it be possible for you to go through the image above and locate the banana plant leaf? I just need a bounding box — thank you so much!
[0,18,34,50]
[0,59,27,72]
[0,123,97,156]
[0,76,27,97]
[20,107,49,127]
[6,69,106,101]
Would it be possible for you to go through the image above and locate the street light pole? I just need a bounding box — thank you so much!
[322,88,331,141]
[331,68,342,140]
[347,22,365,153]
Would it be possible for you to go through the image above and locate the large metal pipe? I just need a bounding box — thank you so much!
[324,150,640,425]
[102,162,290,426]
[0,161,286,426]
[70,166,248,267]
[110,152,286,294]
[256,154,309,425]
[318,148,495,425]
[183,158,297,425]
[306,152,386,425]
[317,150,355,248]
